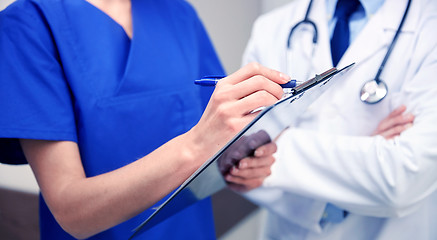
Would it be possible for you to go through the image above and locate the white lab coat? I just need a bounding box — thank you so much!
[242,0,437,239]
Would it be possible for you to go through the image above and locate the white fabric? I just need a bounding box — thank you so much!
[242,0,437,239]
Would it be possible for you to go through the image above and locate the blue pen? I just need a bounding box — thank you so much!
[195,75,298,88]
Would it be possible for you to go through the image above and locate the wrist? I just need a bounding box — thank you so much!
[176,130,207,172]
[182,126,219,167]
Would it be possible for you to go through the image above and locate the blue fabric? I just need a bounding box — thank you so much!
[330,0,362,66]
[326,1,362,223]
[319,203,347,227]
[0,0,224,239]
[322,0,385,226]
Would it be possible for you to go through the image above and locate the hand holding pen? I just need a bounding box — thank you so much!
[186,63,289,191]
[187,63,290,159]
[196,73,300,102]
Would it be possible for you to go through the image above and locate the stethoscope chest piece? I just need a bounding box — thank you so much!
[360,79,388,104]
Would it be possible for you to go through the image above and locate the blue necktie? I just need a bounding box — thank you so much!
[320,0,360,226]
[330,0,361,66]
[324,1,361,220]
[320,203,348,226]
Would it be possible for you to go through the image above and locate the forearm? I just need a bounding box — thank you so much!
[21,63,290,238]
[22,133,206,239]
[269,124,437,217]
[245,187,326,232]
[263,32,437,217]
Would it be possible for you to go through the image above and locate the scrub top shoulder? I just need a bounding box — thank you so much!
[0,0,224,239]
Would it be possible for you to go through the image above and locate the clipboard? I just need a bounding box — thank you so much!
[130,63,354,239]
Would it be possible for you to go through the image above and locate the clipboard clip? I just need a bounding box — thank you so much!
[289,63,355,96]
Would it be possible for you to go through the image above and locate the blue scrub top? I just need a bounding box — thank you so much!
[0,0,224,239]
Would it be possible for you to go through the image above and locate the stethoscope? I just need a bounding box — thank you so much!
[286,0,412,104]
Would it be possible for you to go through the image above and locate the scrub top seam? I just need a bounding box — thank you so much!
[56,0,95,98]
[0,128,77,141]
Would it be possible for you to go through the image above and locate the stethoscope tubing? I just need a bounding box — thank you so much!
[287,0,317,48]
[374,0,412,83]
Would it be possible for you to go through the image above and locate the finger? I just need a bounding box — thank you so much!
[376,113,414,133]
[214,113,271,139]
[234,90,281,115]
[377,115,402,133]
[374,106,406,133]
[238,156,275,170]
[380,123,413,139]
[254,142,277,157]
[214,75,284,107]
[387,113,414,128]
[229,164,272,179]
[387,105,407,118]
[223,62,290,86]
[223,114,259,134]
[233,75,285,100]
[209,77,283,117]
[226,174,264,188]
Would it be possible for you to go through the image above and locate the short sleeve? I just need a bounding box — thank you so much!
[0,2,77,164]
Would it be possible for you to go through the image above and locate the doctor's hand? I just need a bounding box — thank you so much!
[187,63,290,161]
[225,141,277,192]
[372,105,415,139]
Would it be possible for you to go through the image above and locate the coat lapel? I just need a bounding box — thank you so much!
[339,0,415,68]
[311,0,334,73]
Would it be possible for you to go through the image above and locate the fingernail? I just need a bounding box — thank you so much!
[279,72,291,82]
[255,149,264,156]
[405,113,415,120]
[405,123,413,129]
[397,105,407,111]
[239,161,248,169]
[232,166,239,173]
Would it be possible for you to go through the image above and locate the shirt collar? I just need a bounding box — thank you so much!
[325,0,385,20]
